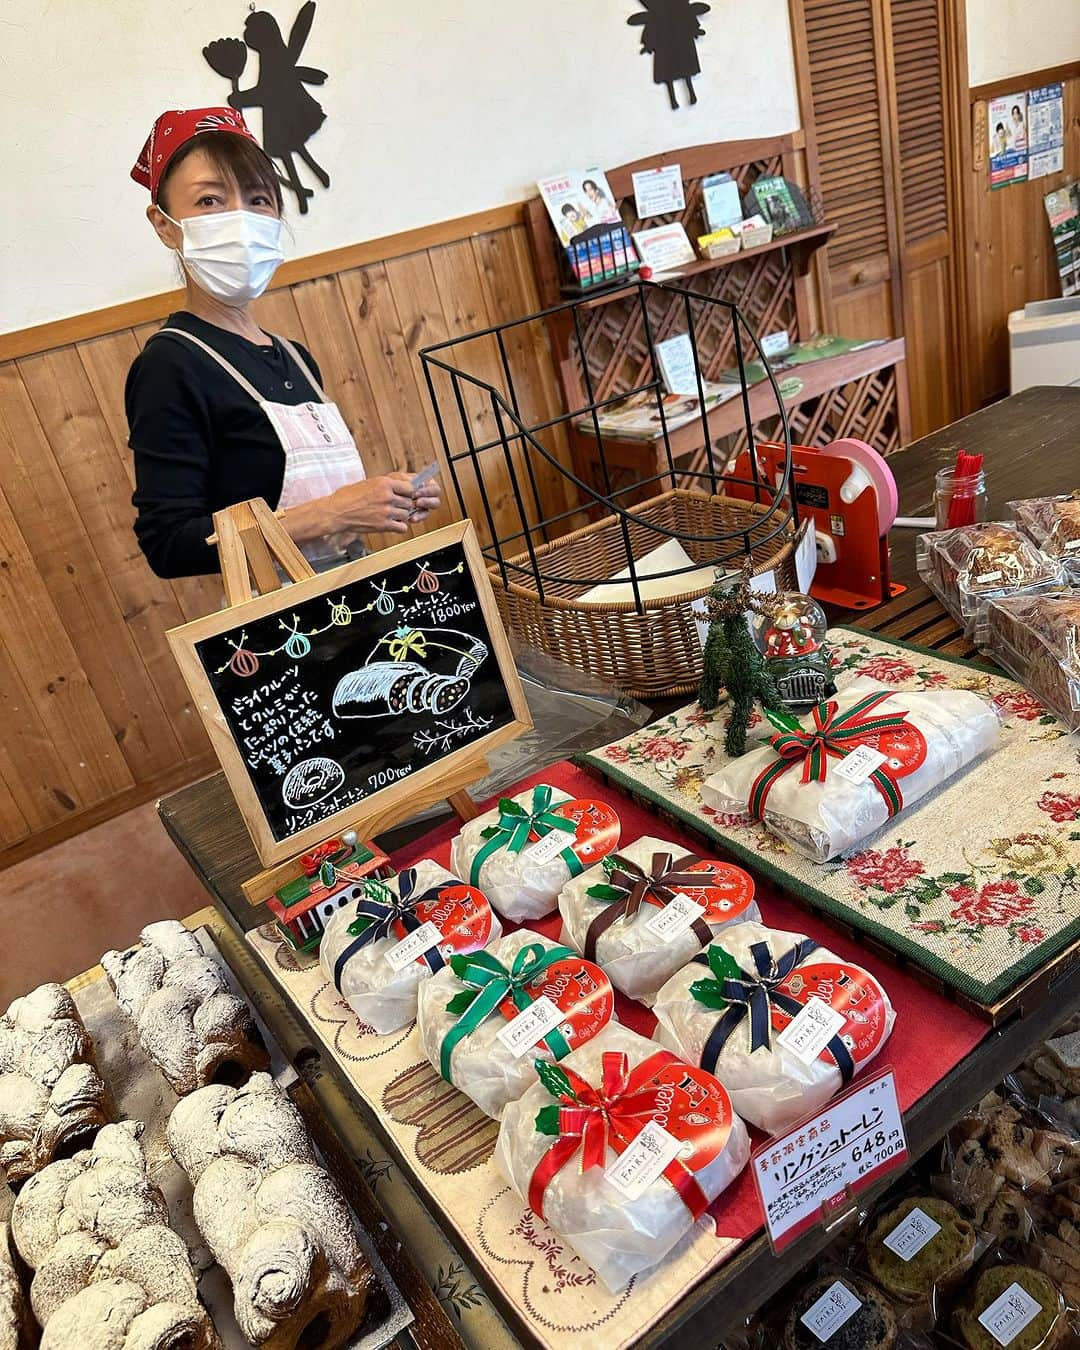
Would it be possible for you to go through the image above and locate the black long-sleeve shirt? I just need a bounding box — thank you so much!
[125,310,324,578]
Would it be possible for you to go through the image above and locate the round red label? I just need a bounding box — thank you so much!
[498,955,614,1048]
[771,961,889,1067]
[543,799,621,865]
[851,725,928,779]
[636,1059,733,1171]
[411,884,494,962]
[669,859,756,922]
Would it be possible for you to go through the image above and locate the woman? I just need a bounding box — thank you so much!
[126,106,440,579]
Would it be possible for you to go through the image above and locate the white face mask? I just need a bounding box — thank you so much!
[163,208,284,305]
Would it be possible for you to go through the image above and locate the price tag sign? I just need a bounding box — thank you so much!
[496,995,565,1059]
[775,998,847,1064]
[832,744,888,785]
[752,1068,908,1252]
[800,1281,861,1343]
[604,1121,684,1201]
[978,1283,1043,1346]
[883,1206,941,1261]
[525,830,573,865]
[384,921,443,972]
[644,893,706,942]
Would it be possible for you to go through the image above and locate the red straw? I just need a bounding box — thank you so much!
[946,448,983,528]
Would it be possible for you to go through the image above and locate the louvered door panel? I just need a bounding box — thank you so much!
[798,0,899,337]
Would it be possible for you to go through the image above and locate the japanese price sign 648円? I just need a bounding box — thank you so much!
[752,1068,908,1251]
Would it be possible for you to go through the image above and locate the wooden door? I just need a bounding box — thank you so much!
[791,0,963,438]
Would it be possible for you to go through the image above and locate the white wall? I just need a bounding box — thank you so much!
[967,0,1080,85]
[1,0,800,334]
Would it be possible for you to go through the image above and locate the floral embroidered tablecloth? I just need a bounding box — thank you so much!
[579,627,1080,1008]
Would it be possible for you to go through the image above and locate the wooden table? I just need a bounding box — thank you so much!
[159,386,1080,1346]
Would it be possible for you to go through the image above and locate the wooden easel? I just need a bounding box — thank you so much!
[207,500,486,906]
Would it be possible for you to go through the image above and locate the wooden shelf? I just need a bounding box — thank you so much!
[571,222,835,310]
[578,337,907,461]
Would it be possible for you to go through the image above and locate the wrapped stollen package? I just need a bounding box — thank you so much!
[1009,491,1080,582]
[557,835,759,1004]
[450,783,620,921]
[700,678,1000,862]
[653,920,895,1134]
[417,929,615,1119]
[320,859,500,1033]
[495,1023,750,1292]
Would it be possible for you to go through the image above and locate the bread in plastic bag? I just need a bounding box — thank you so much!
[320,859,500,1033]
[781,1273,899,1350]
[416,928,615,1119]
[450,783,620,921]
[953,1262,1068,1349]
[865,1195,977,1324]
[984,594,1080,732]
[1009,492,1080,582]
[700,677,1000,862]
[654,919,895,1134]
[557,834,759,1003]
[494,1022,749,1292]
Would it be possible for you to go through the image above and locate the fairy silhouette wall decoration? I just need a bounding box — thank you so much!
[203,1,329,214]
[627,0,711,110]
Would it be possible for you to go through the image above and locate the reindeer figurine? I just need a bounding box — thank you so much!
[699,568,788,757]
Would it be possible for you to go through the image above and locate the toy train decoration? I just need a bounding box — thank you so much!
[267,832,393,953]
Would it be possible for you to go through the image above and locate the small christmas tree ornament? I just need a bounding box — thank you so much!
[698,569,788,758]
[751,592,836,710]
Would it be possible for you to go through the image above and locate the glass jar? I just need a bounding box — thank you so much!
[935,466,988,529]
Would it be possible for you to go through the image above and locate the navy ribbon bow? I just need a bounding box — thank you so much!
[332,868,448,989]
[690,939,854,1083]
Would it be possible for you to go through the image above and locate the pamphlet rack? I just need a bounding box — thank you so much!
[420,281,799,698]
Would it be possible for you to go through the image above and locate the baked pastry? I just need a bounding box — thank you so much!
[782,1275,896,1349]
[955,1264,1066,1349]
[9,1120,219,1350]
[985,595,1080,730]
[102,920,269,1096]
[167,1073,372,1348]
[917,521,1065,638]
[1009,492,1080,578]
[0,1224,35,1350]
[866,1196,975,1306]
[0,984,112,1188]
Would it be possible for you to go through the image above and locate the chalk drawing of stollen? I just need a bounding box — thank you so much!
[331,627,488,719]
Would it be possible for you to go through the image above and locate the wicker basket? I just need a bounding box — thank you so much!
[491,489,798,699]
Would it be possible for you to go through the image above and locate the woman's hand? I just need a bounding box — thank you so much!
[408,472,442,521]
[327,474,418,534]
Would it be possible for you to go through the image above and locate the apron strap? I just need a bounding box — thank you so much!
[153,327,266,403]
[277,334,329,402]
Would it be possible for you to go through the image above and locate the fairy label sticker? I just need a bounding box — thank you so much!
[771,963,889,1067]
[852,723,927,778]
[499,955,614,1047]
[667,859,756,922]
[546,799,621,866]
[417,884,493,963]
[637,1060,734,1172]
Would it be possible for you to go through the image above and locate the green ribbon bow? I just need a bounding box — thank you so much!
[468,785,581,886]
[439,942,575,1082]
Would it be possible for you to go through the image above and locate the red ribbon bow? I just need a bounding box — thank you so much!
[298,838,344,878]
[528,1050,708,1221]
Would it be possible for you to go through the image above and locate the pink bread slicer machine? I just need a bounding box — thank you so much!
[730,437,904,609]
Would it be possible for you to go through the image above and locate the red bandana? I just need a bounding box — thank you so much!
[131,107,258,201]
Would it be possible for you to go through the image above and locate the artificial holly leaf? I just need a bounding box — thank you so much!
[449,953,472,979]
[535,1104,562,1136]
[586,883,625,903]
[444,990,477,1016]
[707,945,743,983]
[535,1059,575,1103]
[346,916,375,938]
[689,978,728,1011]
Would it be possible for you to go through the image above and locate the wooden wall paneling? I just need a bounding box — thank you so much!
[75,331,210,761]
[13,350,184,781]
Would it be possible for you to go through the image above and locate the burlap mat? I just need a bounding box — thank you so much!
[578,627,1080,1006]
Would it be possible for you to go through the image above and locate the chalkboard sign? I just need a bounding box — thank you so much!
[167,520,531,865]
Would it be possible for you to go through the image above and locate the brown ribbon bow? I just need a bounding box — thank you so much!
[583,851,714,960]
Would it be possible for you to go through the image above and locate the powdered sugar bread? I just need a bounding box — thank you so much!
[0,1224,34,1350]
[102,920,269,1096]
[167,1073,372,1348]
[0,983,112,1188]
[9,1120,219,1350]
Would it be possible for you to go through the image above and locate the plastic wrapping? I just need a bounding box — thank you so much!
[319,859,500,1033]
[984,595,1080,733]
[951,1261,1069,1349]
[653,920,895,1134]
[557,834,760,1004]
[780,1273,900,1349]
[700,677,1001,863]
[916,522,1065,641]
[1008,493,1080,582]
[416,929,615,1119]
[494,1023,750,1293]
[450,783,620,921]
[864,1195,978,1330]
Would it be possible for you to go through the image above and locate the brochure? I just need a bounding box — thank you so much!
[702,172,742,231]
[537,168,622,246]
[632,164,685,218]
[989,93,1028,188]
[576,384,740,442]
[1044,183,1080,297]
[1028,83,1064,179]
[654,333,705,395]
[631,222,697,273]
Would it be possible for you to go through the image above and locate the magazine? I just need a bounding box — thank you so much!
[742,175,813,235]
[537,167,622,245]
[576,384,740,442]
[701,172,742,231]
[718,334,887,386]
